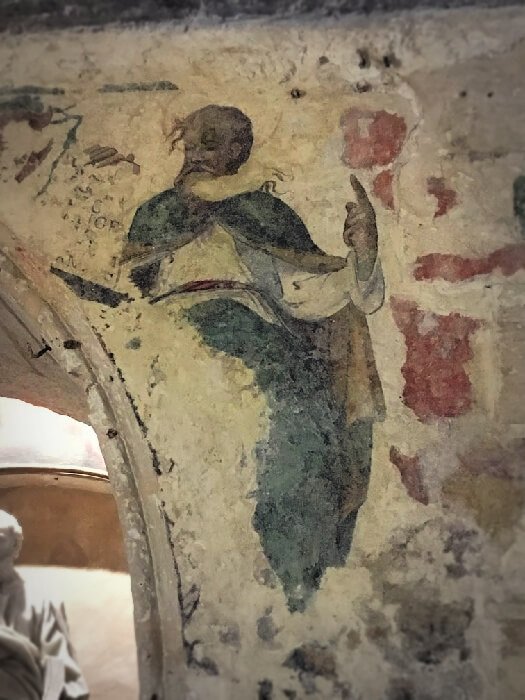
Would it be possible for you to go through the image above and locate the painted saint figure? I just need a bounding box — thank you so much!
[0,510,88,700]
[122,105,385,611]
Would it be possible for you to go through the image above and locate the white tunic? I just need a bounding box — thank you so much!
[152,223,385,326]
[235,239,385,321]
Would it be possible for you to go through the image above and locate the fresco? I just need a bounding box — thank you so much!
[1,13,525,698]
[53,103,386,611]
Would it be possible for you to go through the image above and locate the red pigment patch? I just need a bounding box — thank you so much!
[391,297,480,422]
[427,176,457,218]
[372,169,394,209]
[340,109,407,169]
[389,446,429,505]
[414,243,525,282]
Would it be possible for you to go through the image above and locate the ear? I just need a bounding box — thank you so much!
[229,142,243,160]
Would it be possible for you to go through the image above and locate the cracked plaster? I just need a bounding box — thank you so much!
[0,7,524,698]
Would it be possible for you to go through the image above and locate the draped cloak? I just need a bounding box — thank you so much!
[125,184,385,610]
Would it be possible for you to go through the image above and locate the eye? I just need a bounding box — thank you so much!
[201,128,218,150]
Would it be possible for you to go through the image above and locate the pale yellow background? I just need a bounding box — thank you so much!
[1,8,524,698]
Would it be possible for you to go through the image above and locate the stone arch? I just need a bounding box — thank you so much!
[0,222,186,699]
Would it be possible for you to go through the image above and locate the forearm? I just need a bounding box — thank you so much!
[345,248,384,314]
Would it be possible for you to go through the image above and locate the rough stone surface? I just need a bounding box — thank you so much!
[0,0,522,32]
[0,7,524,699]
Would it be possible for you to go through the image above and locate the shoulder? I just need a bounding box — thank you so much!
[223,189,297,220]
[129,187,188,243]
[133,187,185,217]
[217,189,324,254]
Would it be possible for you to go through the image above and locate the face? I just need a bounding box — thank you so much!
[180,110,243,178]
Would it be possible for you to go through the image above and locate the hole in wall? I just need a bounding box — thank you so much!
[357,48,370,69]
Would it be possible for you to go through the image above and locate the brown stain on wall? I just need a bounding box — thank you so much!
[389,446,429,504]
[15,138,53,182]
[442,471,525,535]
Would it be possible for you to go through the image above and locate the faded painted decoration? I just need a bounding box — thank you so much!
[60,103,386,611]
[1,11,525,699]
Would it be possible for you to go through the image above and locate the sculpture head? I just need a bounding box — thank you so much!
[172,105,254,180]
[0,511,23,569]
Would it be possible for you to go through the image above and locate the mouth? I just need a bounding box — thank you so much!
[179,159,216,177]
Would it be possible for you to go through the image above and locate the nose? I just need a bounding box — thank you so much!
[185,147,203,162]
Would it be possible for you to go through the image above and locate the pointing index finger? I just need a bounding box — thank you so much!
[349,174,371,206]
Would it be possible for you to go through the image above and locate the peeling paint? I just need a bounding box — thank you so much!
[340,108,407,169]
[427,176,457,218]
[0,12,524,700]
[391,297,480,421]
[414,243,525,282]
[372,169,395,210]
[389,446,429,504]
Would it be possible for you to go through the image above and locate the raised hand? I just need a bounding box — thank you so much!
[343,175,378,280]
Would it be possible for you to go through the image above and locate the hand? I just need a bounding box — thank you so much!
[343,175,378,280]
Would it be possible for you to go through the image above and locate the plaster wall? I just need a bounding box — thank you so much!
[0,7,524,698]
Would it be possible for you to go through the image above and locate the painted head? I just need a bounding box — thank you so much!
[173,105,254,179]
[0,510,23,568]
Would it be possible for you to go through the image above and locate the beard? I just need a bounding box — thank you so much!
[178,154,217,179]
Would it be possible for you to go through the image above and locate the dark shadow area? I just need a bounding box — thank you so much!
[0,0,521,33]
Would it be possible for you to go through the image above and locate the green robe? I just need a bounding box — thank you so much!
[127,184,383,611]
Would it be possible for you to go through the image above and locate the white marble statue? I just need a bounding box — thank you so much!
[0,510,89,700]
